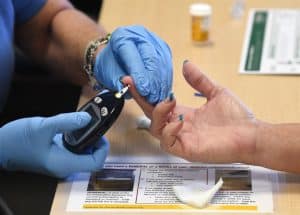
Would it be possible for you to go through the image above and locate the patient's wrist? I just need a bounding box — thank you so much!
[235,120,261,165]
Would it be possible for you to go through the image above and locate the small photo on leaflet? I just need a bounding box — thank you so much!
[215,169,252,191]
[87,168,135,191]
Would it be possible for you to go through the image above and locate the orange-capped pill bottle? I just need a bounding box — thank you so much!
[189,3,212,44]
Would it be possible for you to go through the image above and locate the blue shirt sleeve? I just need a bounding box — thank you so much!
[12,0,47,25]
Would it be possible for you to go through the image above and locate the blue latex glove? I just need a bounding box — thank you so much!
[94,25,173,104]
[0,112,109,178]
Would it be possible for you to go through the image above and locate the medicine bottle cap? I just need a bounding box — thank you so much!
[189,3,212,16]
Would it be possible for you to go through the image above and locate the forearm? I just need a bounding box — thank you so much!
[46,8,107,85]
[15,0,107,85]
[250,121,300,173]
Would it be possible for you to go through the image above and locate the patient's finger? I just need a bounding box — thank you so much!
[160,120,184,151]
[122,76,154,119]
[182,61,219,100]
[150,95,176,138]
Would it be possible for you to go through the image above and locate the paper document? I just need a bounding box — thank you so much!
[240,9,300,74]
[66,157,274,213]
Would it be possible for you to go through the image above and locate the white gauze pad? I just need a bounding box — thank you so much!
[173,177,223,208]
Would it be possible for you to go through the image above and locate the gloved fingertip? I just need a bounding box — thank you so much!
[146,95,158,105]
[93,137,110,157]
[89,150,109,172]
[76,112,92,126]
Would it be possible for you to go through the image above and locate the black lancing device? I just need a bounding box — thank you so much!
[63,86,129,154]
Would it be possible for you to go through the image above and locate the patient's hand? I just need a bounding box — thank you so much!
[123,61,258,164]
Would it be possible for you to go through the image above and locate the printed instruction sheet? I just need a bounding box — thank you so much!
[66,157,274,213]
[240,9,300,74]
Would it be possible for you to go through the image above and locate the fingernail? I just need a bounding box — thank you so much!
[167,92,174,102]
[183,59,189,65]
[178,114,184,121]
[194,92,205,97]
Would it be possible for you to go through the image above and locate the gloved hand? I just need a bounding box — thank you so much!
[94,25,173,104]
[0,112,109,178]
